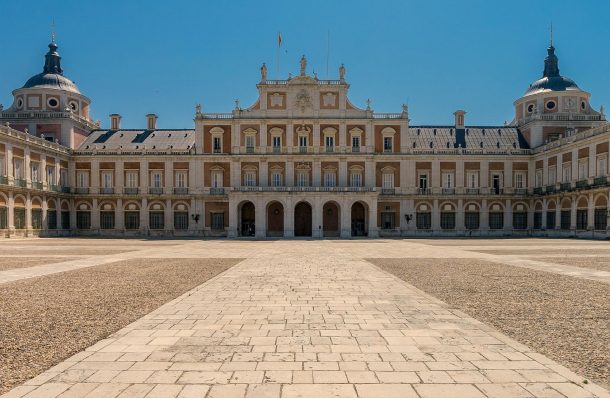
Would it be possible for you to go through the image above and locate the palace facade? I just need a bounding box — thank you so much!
[0,40,609,238]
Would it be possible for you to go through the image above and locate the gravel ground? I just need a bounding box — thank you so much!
[0,257,75,272]
[0,248,135,256]
[535,257,610,273]
[473,248,610,256]
[368,257,610,389]
[0,257,241,394]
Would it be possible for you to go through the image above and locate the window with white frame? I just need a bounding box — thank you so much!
[14,158,23,179]
[211,170,223,188]
[60,168,68,187]
[245,135,255,150]
[515,173,525,189]
[535,169,543,187]
[244,170,256,186]
[442,173,454,188]
[548,166,556,184]
[598,156,607,177]
[467,172,478,188]
[419,173,428,189]
[0,155,5,176]
[578,159,588,180]
[175,170,187,188]
[126,171,138,188]
[31,162,40,182]
[325,135,334,151]
[299,135,308,148]
[212,136,222,153]
[271,171,282,187]
[383,136,393,152]
[101,171,113,188]
[350,172,362,187]
[297,171,309,187]
[272,136,281,150]
[562,164,571,182]
[382,172,394,189]
[324,171,336,187]
[351,136,360,150]
[47,167,55,185]
[151,171,162,188]
[77,171,89,188]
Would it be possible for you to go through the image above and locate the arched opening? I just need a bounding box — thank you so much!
[31,198,43,230]
[0,195,7,230]
[294,201,312,237]
[266,201,284,237]
[61,201,70,230]
[594,195,608,231]
[323,202,340,237]
[576,197,588,230]
[464,202,480,231]
[546,200,557,229]
[560,198,571,230]
[240,201,256,236]
[351,201,368,237]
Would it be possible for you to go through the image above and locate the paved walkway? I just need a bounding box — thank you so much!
[4,241,608,398]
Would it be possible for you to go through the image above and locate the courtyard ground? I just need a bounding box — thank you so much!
[0,237,608,398]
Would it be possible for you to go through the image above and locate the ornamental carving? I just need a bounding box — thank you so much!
[295,89,312,111]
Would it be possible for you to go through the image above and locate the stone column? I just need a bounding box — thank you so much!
[504,199,513,232]
[338,158,347,187]
[284,196,294,238]
[588,143,597,179]
[399,160,408,194]
[571,148,578,184]
[312,196,322,238]
[480,160,489,189]
[587,192,595,230]
[140,197,149,235]
[286,160,294,186]
[432,199,440,232]
[456,198,465,232]
[115,160,124,194]
[365,121,373,153]
[340,198,350,238]
[255,197,265,238]
[91,198,100,231]
[542,157,549,186]
[285,122,293,153]
[339,122,347,152]
[228,196,238,237]
[140,160,149,194]
[116,198,124,230]
[260,161,268,187]
[504,160,513,189]
[6,144,13,182]
[570,197,577,231]
[313,122,321,154]
[368,199,378,238]
[405,159,415,190]
[165,161,173,195]
[365,159,374,188]
[555,205,561,231]
[313,159,321,187]
[91,160,99,194]
[7,192,14,233]
[456,161,464,189]
[25,192,32,231]
[41,156,47,189]
[260,122,268,153]
[480,198,489,233]
[24,147,31,185]
[431,160,440,193]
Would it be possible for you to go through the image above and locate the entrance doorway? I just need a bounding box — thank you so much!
[240,201,255,236]
[266,201,284,237]
[323,202,340,237]
[351,202,367,237]
[294,201,312,237]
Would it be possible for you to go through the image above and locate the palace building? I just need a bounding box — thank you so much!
[0,39,609,238]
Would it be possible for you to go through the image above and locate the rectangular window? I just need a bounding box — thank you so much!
[126,171,138,188]
[125,211,140,230]
[597,157,607,177]
[298,135,308,148]
[576,210,587,230]
[381,212,395,229]
[77,171,89,188]
[465,212,479,230]
[100,212,115,229]
[562,164,571,182]
[416,212,431,230]
[175,171,187,188]
[272,136,281,148]
[534,212,542,230]
[546,211,556,229]
[211,171,223,188]
[244,171,256,186]
[467,172,478,188]
[382,173,394,189]
[535,170,542,187]
[151,172,162,188]
[14,159,23,179]
[578,160,588,180]
[325,136,334,152]
[47,210,57,230]
[442,173,454,188]
[149,212,165,230]
[31,209,42,230]
[440,212,455,230]
[245,135,255,150]
[548,166,556,184]
[350,173,362,187]
[594,208,607,230]
[76,211,91,229]
[324,172,336,187]
[351,136,360,150]
[489,212,504,230]
[47,167,56,185]
[560,210,571,230]
[101,171,113,188]
[213,136,222,153]
[419,174,428,189]
[0,156,5,176]
[31,163,40,182]
[515,173,525,189]
[14,208,25,229]
[174,212,189,230]
[513,212,527,230]
[271,172,282,187]
[211,212,224,230]
[297,172,309,187]
[383,137,393,152]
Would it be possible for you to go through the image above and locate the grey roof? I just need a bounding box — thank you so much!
[525,45,580,95]
[78,129,196,151]
[22,41,81,94]
[409,126,528,150]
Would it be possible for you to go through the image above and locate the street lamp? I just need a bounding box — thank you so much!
[404,214,413,224]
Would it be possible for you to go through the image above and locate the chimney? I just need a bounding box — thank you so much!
[454,110,466,129]
[146,113,158,130]
[110,114,121,130]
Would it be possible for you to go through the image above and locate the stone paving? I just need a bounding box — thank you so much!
[1,239,610,397]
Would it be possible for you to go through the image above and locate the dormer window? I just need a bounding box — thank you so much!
[545,100,556,110]
[527,104,535,113]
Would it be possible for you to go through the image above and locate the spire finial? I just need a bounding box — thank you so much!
[51,18,56,44]
[550,22,553,47]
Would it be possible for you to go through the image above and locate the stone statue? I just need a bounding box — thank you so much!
[300,55,307,76]
[339,63,345,80]
[402,103,408,115]
[0,104,3,112]
[195,103,202,115]
[260,63,267,81]
[366,99,371,110]
[601,105,605,117]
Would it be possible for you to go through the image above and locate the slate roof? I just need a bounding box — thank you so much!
[408,126,529,150]
[78,129,196,151]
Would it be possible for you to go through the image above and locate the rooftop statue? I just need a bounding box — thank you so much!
[300,55,307,76]
[339,64,345,81]
[260,63,267,81]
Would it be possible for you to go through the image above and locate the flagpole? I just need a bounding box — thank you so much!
[277,32,281,79]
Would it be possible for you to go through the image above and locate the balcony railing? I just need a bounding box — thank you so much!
[75,187,89,194]
[351,146,360,153]
[61,186,71,193]
[49,184,60,192]
[173,187,189,195]
[490,188,504,195]
[213,148,222,154]
[325,146,334,153]
[124,187,139,195]
[575,180,589,189]
[466,188,479,195]
[381,188,396,195]
[442,188,455,195]
[514,188,528,195]
[245,146,255,154]
[560,182,572,192]
[593,176,608,186]
[546,185,556,194]
[299,146,308,154]
[14,179,26,188]
[210,187,225,195]
[272,146,281,154]
[0,176,8,185]
[100,187,114,194]
[31,181,43,190]
[417,188,430,195]
[149,187,164,195]
[533,187,543,195]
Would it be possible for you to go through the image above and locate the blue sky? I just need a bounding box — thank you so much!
[1,0,609,129]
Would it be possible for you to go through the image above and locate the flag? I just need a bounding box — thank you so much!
[278,32,282,48]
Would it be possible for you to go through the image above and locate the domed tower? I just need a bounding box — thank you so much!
[0,39,97,148]
[513,41,605,148]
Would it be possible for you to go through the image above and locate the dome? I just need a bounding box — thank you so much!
[22,72,80,94]
[524,45,580,95]
[21,41,81,94]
